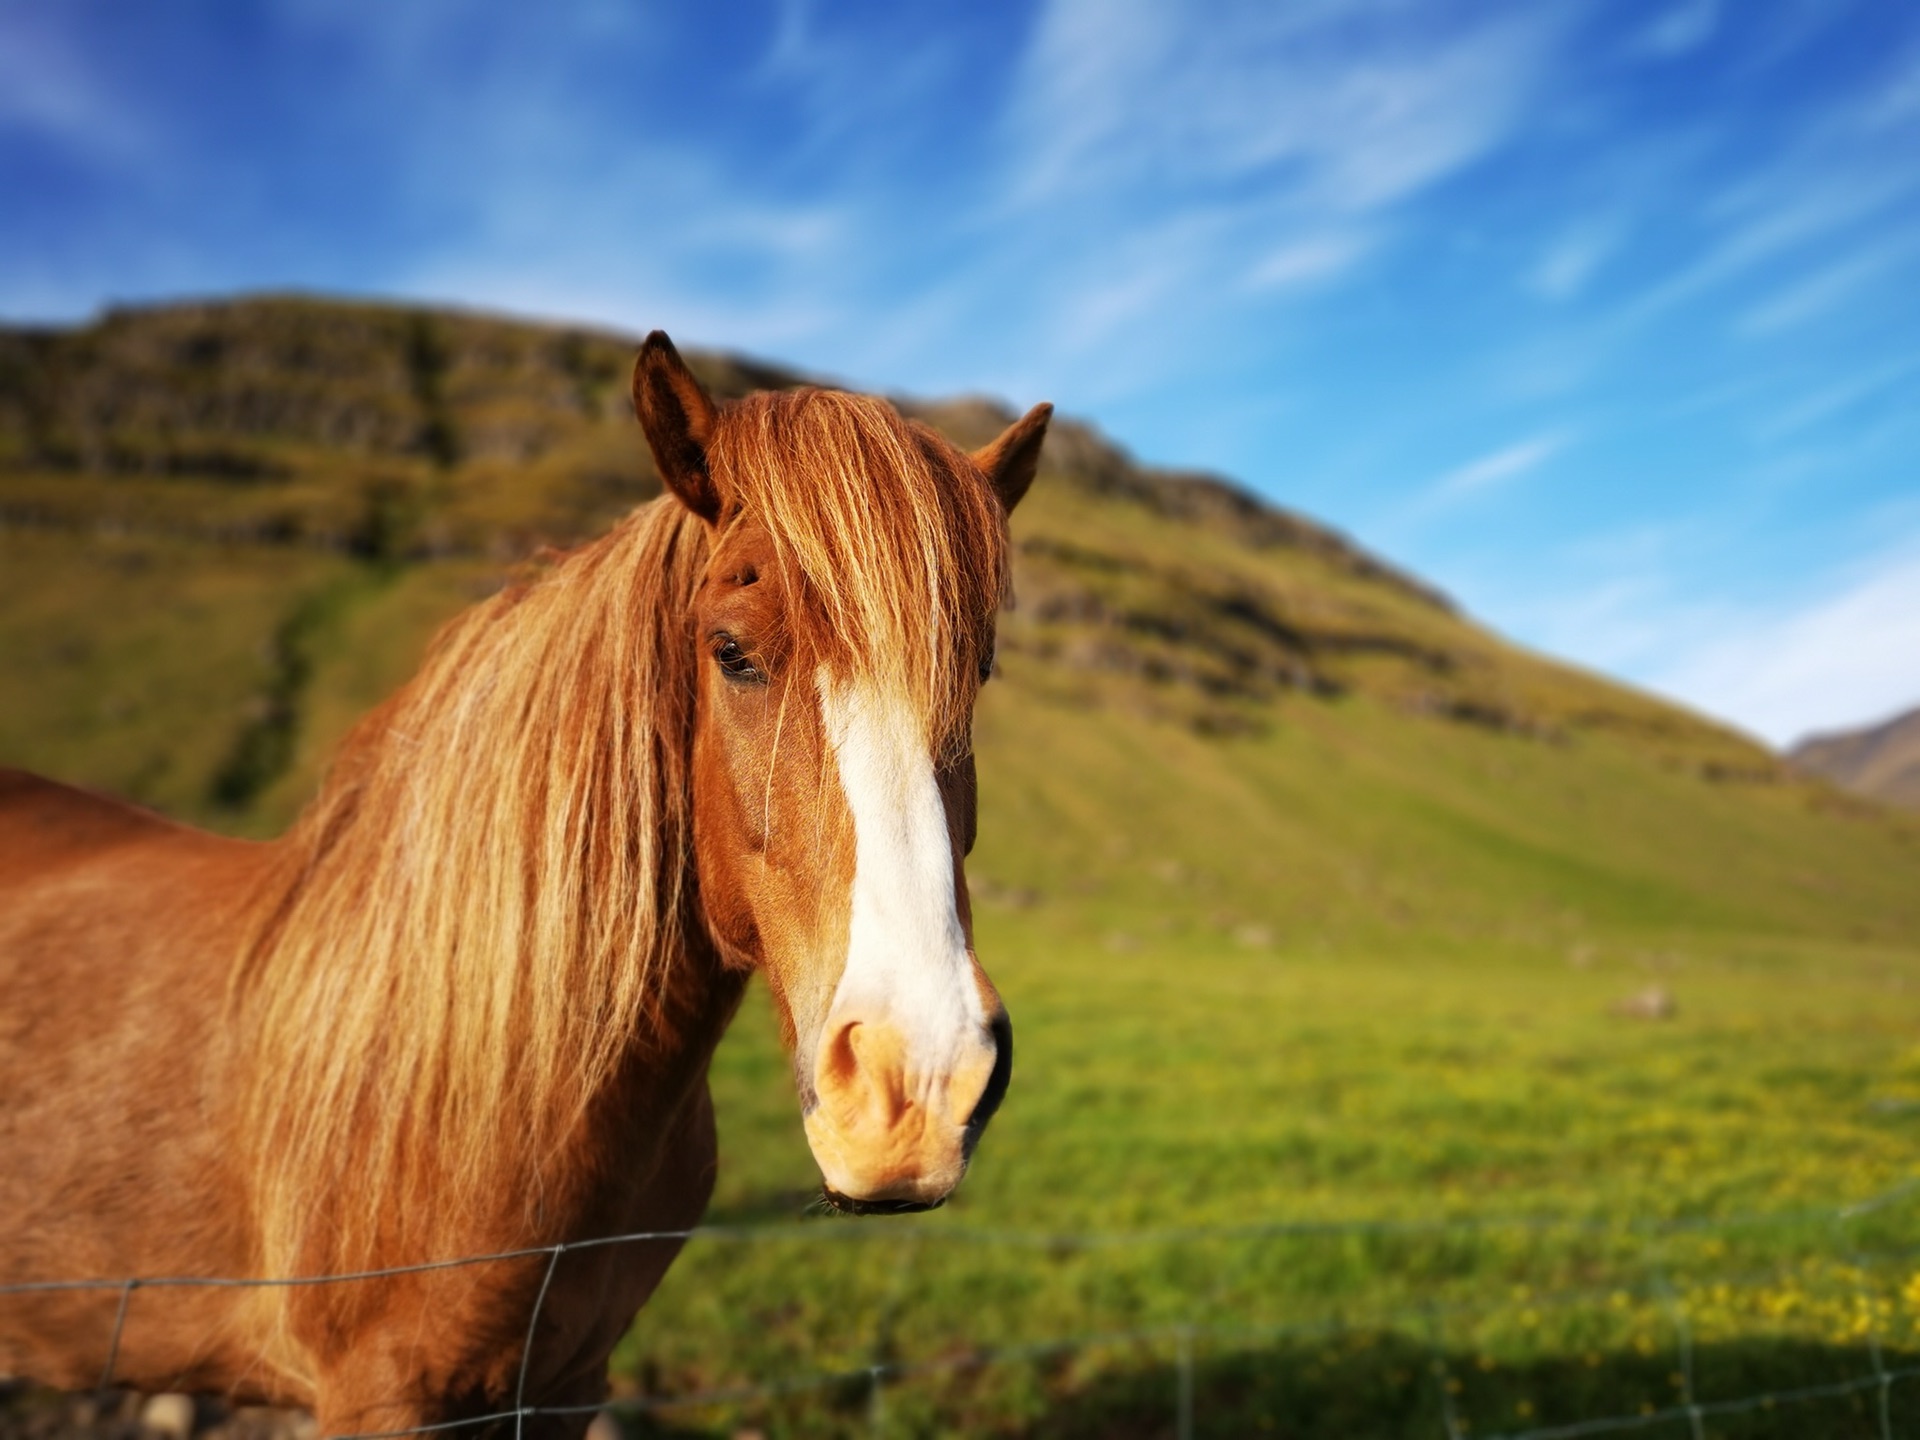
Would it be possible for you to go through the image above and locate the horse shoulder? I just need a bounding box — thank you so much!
[0,767,194,877]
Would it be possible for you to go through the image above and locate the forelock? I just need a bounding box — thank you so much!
[706,389,1008,756]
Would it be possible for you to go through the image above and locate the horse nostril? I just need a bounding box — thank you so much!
[965,1010,1013,1144]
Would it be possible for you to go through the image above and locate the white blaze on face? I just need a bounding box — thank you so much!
[816,672,988,1104]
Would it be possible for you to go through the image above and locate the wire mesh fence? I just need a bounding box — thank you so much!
[6,1179,1919,1440]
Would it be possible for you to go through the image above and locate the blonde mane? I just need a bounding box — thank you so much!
[232,387,1010,1281]
[233,498,710,1283]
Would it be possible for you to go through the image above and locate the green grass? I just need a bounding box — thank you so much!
[611,931,1920,1437]
[597,693,1920,1437]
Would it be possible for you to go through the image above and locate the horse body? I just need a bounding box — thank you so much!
[0,773,268,1391]
[0,335,1050,1436]
[0,768,742,1432]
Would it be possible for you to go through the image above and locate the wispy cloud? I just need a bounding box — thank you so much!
[1527,219,1626,300]
[1649,532,1920,746]
[1632,0,1720,60]
[966,0,1578,416]
[1476,519,1730,680]
[1622,168,1917,328]
[1246,232,1371,291]
[1374,430,1572,549]
[1427,433,1568,505]
[404,154,860,357]
[1755,355,1920,441]
[1736,234,1919,335]
[1847,38,1920,129]
[1006,0,1568,214]
[0,9,151,163]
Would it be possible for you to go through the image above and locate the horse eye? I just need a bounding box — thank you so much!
[712,636,765,684]
[979,647,996,683]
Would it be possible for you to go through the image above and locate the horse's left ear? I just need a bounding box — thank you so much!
[971,403,1053,515]
[633,331,724,523]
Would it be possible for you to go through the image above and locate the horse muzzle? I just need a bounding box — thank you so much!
[801,1004,1012,1211]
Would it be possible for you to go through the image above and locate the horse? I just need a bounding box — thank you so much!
[0,332,1050,1438]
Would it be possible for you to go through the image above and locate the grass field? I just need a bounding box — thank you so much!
[605,699,1920,1438]
[630,949,1920,1437]
[4,299,1919,1438]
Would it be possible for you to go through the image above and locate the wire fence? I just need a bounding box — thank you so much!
[6,1179,1920,1440]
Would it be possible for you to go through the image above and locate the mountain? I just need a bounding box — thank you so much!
[2,294,1915,952]
[1789,705,1920,811]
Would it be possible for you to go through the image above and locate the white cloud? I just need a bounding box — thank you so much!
[1473,519,1724,675]
[1755,356,1920,442]
[1372,431,1572,550]
[1736,237,1918,335]
[1506,570,1682,676]
[1613,83,1920,331]
[953,1,1579,419]
[1427,432,1567,504]
[1246,232,1370,291]
[1626,177,1903,326]
[1049,241,1199,353]
[0,10,151,163]
[1859,46,1920,128]
[1006,0,1568,215]
[1633,0,1719,60]
[1647,535,1920,747]
[1527,220,1624,300]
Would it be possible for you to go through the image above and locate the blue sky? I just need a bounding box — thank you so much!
[4,0,1919,746]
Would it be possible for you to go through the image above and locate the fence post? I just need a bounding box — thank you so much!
[1424,1304,1464,1440]
[864,1229,918,1440]
[1833,1211,1897,1440]
[1647,1244,1705,1440]
[1176,1325,1194,1440]
[868,1363,887,1438]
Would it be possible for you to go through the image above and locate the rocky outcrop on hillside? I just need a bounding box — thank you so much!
[0,297,1448,613]
[0,297,799,473]
[1789,706,1920,811]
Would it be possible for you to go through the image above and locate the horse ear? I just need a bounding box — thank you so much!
[632,331,724,523]
[971,402,1052,515]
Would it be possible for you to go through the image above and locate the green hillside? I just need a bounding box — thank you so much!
[5,297,1919,1439]
[2,297,1910,939]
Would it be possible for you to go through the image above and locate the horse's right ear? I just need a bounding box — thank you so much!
[971,402,1052,516]
[632,332,723,523]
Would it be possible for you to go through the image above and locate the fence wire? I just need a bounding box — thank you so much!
[4,1177,1916,1440]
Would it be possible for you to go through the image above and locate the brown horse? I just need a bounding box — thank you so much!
[0,334,1049,1437]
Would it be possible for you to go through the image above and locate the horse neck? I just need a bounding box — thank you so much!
[579,943,749,1180]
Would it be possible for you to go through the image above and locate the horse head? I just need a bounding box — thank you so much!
[634,333,1048,1213]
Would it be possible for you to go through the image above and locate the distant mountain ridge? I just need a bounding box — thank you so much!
[1789,706,1920,811]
